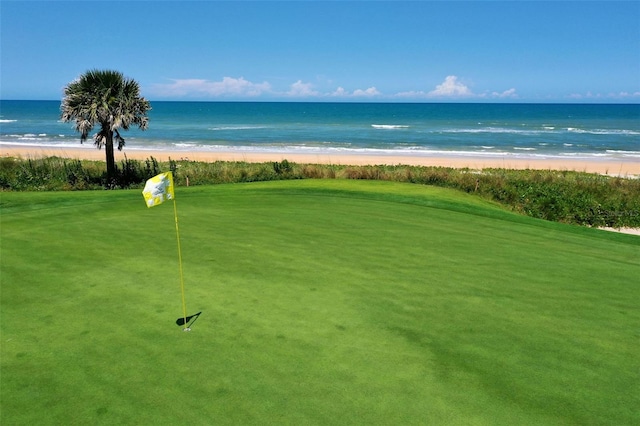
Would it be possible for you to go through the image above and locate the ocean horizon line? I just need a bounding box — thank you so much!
[2,99,640,106]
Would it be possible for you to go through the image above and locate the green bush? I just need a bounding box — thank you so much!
[1,156,638,228]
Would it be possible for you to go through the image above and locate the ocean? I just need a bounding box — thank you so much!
[1,100,639,160]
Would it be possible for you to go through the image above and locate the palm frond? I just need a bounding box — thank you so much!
[60,69,151,143]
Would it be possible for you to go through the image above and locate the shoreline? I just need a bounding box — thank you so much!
[2,145,640,176]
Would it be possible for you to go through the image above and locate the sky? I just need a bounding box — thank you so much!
[1,1,639,103]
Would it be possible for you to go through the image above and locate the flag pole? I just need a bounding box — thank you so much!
[172,196,188,331]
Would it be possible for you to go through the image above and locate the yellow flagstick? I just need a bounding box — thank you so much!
[172,196,189,331]
[142,171,190,331]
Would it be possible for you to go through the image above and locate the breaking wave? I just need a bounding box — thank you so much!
[371,124,410,129]
[209,126,268,131]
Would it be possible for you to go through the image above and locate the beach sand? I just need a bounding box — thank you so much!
[2,145,640,176]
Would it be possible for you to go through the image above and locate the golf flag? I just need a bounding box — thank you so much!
[142,172,174,208]
[141,171,191,330]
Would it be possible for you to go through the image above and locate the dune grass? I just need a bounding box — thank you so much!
[2,155,639,228]
[1,180,638,425]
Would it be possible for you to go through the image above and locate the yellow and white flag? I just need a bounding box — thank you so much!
[142,172,175,208]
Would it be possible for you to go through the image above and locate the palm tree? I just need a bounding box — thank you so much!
[61,70,151,180]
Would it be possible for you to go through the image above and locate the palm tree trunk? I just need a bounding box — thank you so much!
[105,131,116,180]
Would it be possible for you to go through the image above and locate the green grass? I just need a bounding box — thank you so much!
[1,180,638,425]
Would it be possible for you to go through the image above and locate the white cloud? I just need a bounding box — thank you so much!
[287,80,319,97]
[617,91,640,98]
[149,77,271,98]
[148,74,526,101]
[568,91,600,100]
[395,76,475,99]
[394,76,518,100]
[330,86,381,98]
[353,87,381,97]
[428,76,473,97]
[330,87,348,97]
[394,90,428,98]
[490,88,518,99]
[568,91,640,100]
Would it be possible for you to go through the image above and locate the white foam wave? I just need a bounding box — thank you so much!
[209,126,267,131]
[566,128,639,135]
[606,150,640,158]
[606,150,640,154]
[371,124,410,129]
[439,126,640,136]
[443,127,540,135]
[4,138,639,161]
[0,140,93,149]
[0,119,17,123]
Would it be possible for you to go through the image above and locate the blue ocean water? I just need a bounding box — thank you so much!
[1,100,639,160]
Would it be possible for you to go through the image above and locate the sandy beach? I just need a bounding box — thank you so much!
[2,145,640,177]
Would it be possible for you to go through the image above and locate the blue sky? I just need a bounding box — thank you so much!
[1,1,639,102]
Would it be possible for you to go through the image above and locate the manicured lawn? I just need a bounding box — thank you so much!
[1,180,638,425]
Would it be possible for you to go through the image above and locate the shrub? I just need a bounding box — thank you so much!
[2,156,638,228]
[272,159,292,175]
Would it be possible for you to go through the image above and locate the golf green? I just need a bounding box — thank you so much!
[1,180,638,425]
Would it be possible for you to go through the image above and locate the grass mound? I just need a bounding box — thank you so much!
[1,180,638,425]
